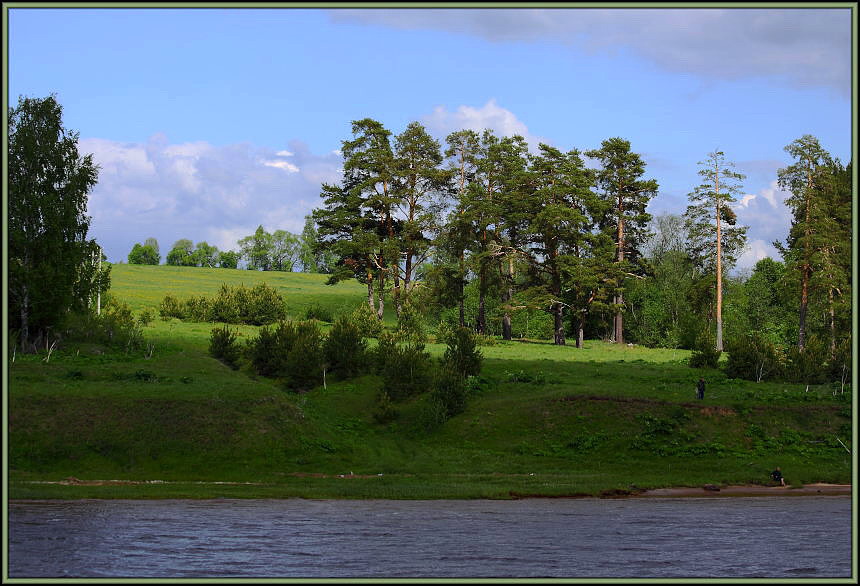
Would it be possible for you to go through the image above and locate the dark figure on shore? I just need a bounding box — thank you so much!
[696,377,705,400]
[771,467,786,486]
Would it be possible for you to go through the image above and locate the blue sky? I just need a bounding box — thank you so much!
[6,6,854,273]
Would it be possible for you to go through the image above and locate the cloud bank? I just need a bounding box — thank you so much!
[81,134,342,263]
[330,8,851,96]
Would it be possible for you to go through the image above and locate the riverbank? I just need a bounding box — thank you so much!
[9,477,853,501]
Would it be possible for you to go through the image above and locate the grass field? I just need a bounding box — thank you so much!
[8,264,853,499]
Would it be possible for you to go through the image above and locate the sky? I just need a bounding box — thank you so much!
[6,6,854,274]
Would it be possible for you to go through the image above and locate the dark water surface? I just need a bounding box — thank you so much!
[9,497,852,579]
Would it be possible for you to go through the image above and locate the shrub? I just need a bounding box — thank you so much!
[441,326,483,378]
[784,335,830,384]
[350,303,383,338]
[381,342,433,401]
[396,299,427,344]
[305,303,334,323]
[159,294,185,320]
[209,325,241,369]
[372,390,399,424]
[137,308,155,327]
[245,320,323,391]
[184,295,212,321]
[724,333,783,382]
[209,284,242,324]
[246,283,288,325]
[63,296,144,352]
[688,330,721,369]
[246,322,291,378]
[323,314,368,380]
[431,363,468,420]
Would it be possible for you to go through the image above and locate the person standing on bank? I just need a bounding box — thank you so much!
[696,377,705,400]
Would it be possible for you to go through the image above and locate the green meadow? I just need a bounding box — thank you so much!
[8,264,852,499]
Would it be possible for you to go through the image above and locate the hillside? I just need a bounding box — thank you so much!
[8,265,853,499]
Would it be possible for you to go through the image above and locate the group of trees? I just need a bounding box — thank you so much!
[313,118,754,350]
[127,217,333,272]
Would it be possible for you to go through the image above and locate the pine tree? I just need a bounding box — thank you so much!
[683,150,749,351]
[586,138,658,345]
[776,135,835,351]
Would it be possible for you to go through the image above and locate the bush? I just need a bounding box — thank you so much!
[158,283,287,325]
[441,326,483,378]
[159,294,185,320]
[688,330,721,369]
[724,333,783,382]
[305,303,334,323]
[245,320,323,391]
[431,363,468,420]
[350,303,383,338]
[63,296,144,352]
[323,314,368,380]
[209,325,241,369]
[784,335,830,384]
[245,283,288,325]
[372,390,399,424]
[137,308,155,327]
[381,341,433,401]
[396,299,428,344]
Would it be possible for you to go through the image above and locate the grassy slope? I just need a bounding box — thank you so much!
[8,264,853,499]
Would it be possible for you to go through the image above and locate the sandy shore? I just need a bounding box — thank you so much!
[636,483,852,498]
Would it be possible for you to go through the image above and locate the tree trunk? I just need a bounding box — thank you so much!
[19,286,30,353]
[715,169,724,352]
[828,284,836,358]
[477,262,487,335]
[458,253,466,328]
[798,264,809,350]
[367,273,375,312]
[502,255,514,340]
[614,293,624,345]
[553,303,565,346]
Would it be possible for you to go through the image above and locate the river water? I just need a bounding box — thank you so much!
[8,497,852,579]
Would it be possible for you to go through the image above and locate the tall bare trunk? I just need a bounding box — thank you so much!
[715,171,723,352]
[615,196,625,344]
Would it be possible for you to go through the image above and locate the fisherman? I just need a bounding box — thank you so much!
[771,467,786,486]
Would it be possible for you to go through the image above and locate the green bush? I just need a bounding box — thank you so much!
[350,303,383,338]
[63,296,144,352]
[159,294,185,320]
[137,309,155,327]
[381,342,433,401]
[724,333,783,382]
[305,303,334,323]
[158,283,287,325]
[784,335,830,384]
[245,320,323,391]
[441,326,483,378]
[323,315,368,380]
[689,330,721,369]
[396,299,428,344]
[209,325,241,370]
[372,390,399,424]
[245,283,288,325]
[431,363,468,420]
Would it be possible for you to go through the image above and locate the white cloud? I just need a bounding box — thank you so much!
[421,99,549,151]
[276,150,294,157]
[736,238,778,272]
[330,8,851,96]
[80,135,340,262]
[735,194,756,208]
[263,159,301,173]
